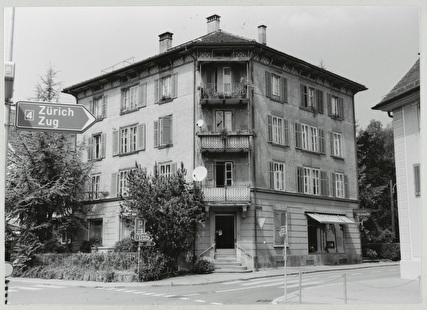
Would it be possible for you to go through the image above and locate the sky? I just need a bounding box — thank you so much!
[3,3,420,130]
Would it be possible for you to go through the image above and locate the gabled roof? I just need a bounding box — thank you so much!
[373,58,420,111]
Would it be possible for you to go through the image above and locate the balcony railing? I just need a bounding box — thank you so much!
[203,186,250,203]
[200,83,247,100]
[198,132,251,151]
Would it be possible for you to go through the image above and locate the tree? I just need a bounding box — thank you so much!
[5,65,92,267]
[123,163,206,272]
[357,120,397,244]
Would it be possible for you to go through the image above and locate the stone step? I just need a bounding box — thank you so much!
[214,268,252,273]
[214,262,242,267]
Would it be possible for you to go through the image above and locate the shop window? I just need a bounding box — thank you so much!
[88,219,103,245]
[307,218,344,254]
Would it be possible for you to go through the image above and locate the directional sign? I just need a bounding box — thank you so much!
[134,233,151,242]
[15,101,96,133]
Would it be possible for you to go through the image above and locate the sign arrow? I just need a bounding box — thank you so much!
[15,101,96,133]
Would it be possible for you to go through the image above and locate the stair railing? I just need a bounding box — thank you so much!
[235,242,254,270]
[198,242,216,259]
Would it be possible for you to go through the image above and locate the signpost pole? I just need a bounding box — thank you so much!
[137,242,141,279]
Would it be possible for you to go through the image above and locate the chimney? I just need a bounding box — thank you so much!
[207,14,221,33]
[258,25,267,45]
[159,32,173,53]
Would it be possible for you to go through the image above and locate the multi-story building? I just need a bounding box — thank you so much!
[372,59,420,279]
[63,15,367,269]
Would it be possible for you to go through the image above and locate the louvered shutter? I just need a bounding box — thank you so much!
[330,132,334,156]
[269,162,275,189]
[321,171,328,196]
[296,167,304,193]
[327,93,332,116]
[112,129,119,155]
[267,115,273,142]
[265,71,271,98]
[87,136,93,160]
[139,83,147,107]
[154,79,159,103]
[319,129,325,154]
[300,84,306,107]
[172,73,178,98]
[88,99,93,114]
[137,124,146,150]
[162,115,172,145]
[284,119,289,146]
[316,89,324,113]
[344,175,349,198]
[280,77,288,103]
[154,120,159,147]
[102,95,107,118]
[171,162,177,175]
[206,162,214,187]
[295,123,302,149]
[338,97,344,120]
[111,173,118,197]
[101,133,106,158]
[331,173,336,197]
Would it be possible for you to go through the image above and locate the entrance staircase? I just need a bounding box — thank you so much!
[214,249,250,273]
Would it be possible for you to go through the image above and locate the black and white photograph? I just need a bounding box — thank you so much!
[2,0,424,307]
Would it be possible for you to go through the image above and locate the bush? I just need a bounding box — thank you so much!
[139,249,168,281]
[79,237,101,253]
[192,257,215,274]
[365,243,400,261]
[114,237,138,252]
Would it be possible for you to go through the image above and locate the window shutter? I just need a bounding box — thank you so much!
[102,95,107,118]
[88,99,93,114]
[111,173,118,197]
[137,124,146,150]
[295,123,302,149]
[139,83,147,107]
[280,77,288,103]
[327,93,332,116]
[154,120,159,147]
[331,173,336,197]
[112,129,119,156]
[87,136,93,160]
[269,162,275,189]
[265,71,271,98]
[330,132,334,156]
[321,171,328,196]
[206,162,214,186]
[284,119,289,146]
[274,211,280,245]
[171,162,177,175]
[316,89,324,113]
[154,78,159,103]
[414,164,421,196]
[344,175,349,198]
[172,73,178,98]
[338,97,344,120]
[296,167,304,193]
[319,129,325,154]
[101,133,106,158]
[300,84,306,107]
[162,115,172,145]
[267,115,272,142]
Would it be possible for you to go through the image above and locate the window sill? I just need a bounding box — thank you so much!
[329,115,343,121]
[113,150,140,157]
[296,148,325,156]
[120,107,143,115]
[299,106,323,114]
[273,244,285,248]
[156,98,174,105]
[269,142,289,148]
[156,144,173,149]
[267,95,286,104]
[89,157,104,162]
[331,155,345,161]
[94,117,105,122]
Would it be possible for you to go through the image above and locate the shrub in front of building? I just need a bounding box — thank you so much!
[191,257,215,274]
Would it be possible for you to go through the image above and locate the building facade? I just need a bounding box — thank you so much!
[63,15,367,269]
[372,59,421,279]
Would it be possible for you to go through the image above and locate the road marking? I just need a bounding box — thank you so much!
[133,291,146,294]
[182,293,200,296]
[164,295,175,298]
[223,280,245,285]
[12,286,42,290]
[180,297,189,300]
[195,300,206,303]
[115,289,127,291]
[153,293,165,296]
[350,272,364,276]
[124,290,138,293]
[33,285,66,289]
[211,302,223,305]
[144,292,155,295]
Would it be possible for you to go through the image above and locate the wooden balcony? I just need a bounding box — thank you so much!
[198,132,251,152]
[200,83,249,105]
[203,186,250,204]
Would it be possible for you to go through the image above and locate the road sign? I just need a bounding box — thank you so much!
[134,233,151,242]
[279,226,286,238]
[15,101,96,133]
[353,209,371,218]
[5,262,13,278]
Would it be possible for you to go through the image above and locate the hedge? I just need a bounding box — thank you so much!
[364,243,400,261]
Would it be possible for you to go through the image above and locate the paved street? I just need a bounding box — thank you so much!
[6,263,421,305]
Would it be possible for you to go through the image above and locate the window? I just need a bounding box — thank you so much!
[121,83,147,113]
[157,162,177,178]
[87,133,106,160]
[90,95,107,120]
[268,115,289,146]
[297,167,328,196]
[332,172,348,198]
[118,169,130,197]
[215,111,232,132]
[88,219,103,245]
[154,115,173,148]
[327,94,344,120]
[414,164,420,196]
[213,161,233,187]
[223,67,232,95]
[270,162,286,191]
[155,73,178,103]
[308,218,344,254]
[295,123,325,154]
[265,71,288,103]
[331,132,343,157]
[89,174,101,200]
[301,84,324,113]
[113,124,146,155]
[274,210,288,246]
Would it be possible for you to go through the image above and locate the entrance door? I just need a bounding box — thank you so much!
[215,215,235,249]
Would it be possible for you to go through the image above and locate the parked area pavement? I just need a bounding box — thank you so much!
[9,261,422,304]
